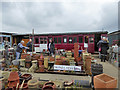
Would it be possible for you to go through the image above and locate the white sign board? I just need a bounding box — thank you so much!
[54,65,81,71]
[40,44,47,52]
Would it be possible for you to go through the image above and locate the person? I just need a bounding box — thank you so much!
[4,37,10,49]
[4,37,10,60]
[48,39,55,57]
[98,37,109,62]
[26,39,34,52]
[16,40,29,59]
[97,37,105,58]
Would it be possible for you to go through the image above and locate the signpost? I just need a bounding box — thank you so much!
[32,29,34,55]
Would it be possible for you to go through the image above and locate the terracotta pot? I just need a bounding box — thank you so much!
[55,59,62,65]
[25,56,31,61]
[60,56,65,60]
[40,54,44,59]
[74,45,79,59]
[28,79,39,88]
[19,83,28,90]
[85,56,91,59]
[21,54,30,59]
[20,74,32,83]
[39,81,46,88]
[50,57,55,61]
[25,60,31,68]
[31,54,40,60]
[77,61,83,65]
[76,57,82,62]
[85,59,91,71]
[36,65,45,72]
[38,59,44,66]
[8,71,19,81]
[39,65,45,72]
[62,60,69,65]
[94,73,117,89]
[42,81,56,90]
[8,71,20,88]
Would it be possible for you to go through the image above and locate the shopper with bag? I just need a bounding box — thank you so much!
[97,37,109,62]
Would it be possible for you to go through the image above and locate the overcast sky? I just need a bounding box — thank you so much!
[0,0,118,34]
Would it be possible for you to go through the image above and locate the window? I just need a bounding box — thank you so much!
[0,37,2,43]
[40,38,43,44]
[73,37,77,43]
[58,37,61,43]
[63,37,67,43]
[35,38,39,44]
[79,36,83,43]
[44,38,47,44]
[54,37,57,43]
[8,37,10,42]
[3,37,6,41]
[89,37,94,43]
[69,37,72,43]
[85,36,88,43]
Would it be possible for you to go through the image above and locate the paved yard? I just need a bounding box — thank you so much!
[0,54,119,89]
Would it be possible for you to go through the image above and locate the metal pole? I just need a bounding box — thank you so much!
[32,29,34,55]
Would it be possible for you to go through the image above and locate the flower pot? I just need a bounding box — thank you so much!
[39,81,46,88]
[49,57,55,61]
[28,79,39,88]
[94,73,117,89]
[8,71,20,88]
[18,83,28,90]
[55,59,62,65]
[25,60,31,68]
[34,54,40,60]
[25,56,31,61]
[85,58,91,70]
[38,59,44,66]
[76,57,82,62]
[8,71,19,81]
[42,81,56,90]
[21,54,30,59]
[20,74,32,83]
[60,56,66,60]
[62,60,69,65]
[39,65,45,72]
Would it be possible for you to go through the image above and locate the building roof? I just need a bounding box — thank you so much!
[12,31,108,36]
[0,32,16,35]
[108,30,120,35]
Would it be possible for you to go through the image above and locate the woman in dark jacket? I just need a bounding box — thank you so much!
[48,39,55,56]
[100,40,109,62]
